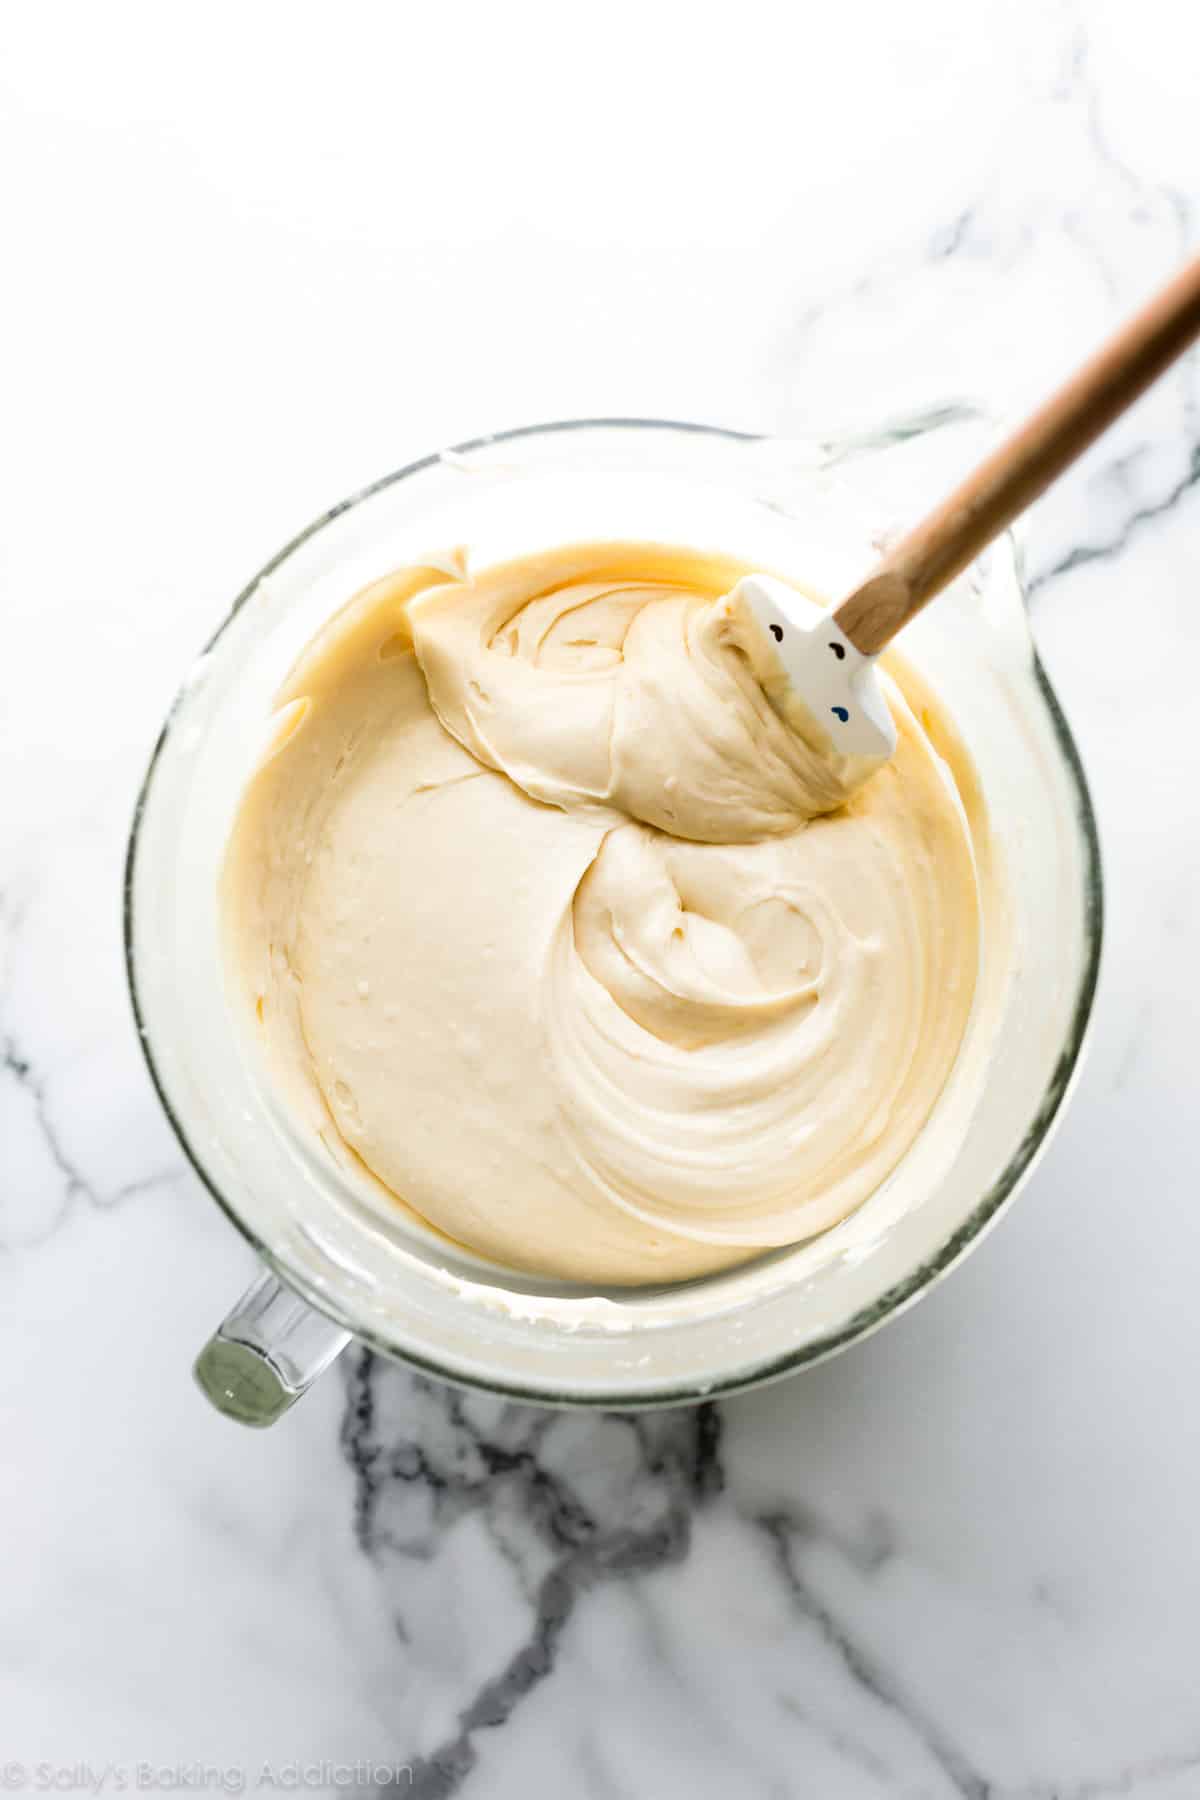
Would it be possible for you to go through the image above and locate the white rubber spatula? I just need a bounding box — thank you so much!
[736,252,1200,769]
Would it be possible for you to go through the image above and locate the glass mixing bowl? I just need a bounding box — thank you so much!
[124,419,1102,1424]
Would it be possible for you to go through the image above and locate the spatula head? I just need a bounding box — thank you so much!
[731,574,898,764]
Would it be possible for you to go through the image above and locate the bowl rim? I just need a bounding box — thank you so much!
[123,416,1104,1406]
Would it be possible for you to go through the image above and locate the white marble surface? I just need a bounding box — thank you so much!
[3,2,1199,1794]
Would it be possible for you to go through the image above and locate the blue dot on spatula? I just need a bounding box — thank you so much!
[831,706,850,723]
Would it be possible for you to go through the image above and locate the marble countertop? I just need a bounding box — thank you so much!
[3,4,1199,1795]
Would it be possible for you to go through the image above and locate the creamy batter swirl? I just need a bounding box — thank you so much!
[223,542,982,1284]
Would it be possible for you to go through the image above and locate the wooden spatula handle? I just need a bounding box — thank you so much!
[834,253,1200,657]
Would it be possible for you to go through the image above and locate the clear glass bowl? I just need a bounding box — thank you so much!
[124,418,1102,1422]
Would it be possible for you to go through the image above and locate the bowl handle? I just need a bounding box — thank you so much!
[193,1268,351,1427]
